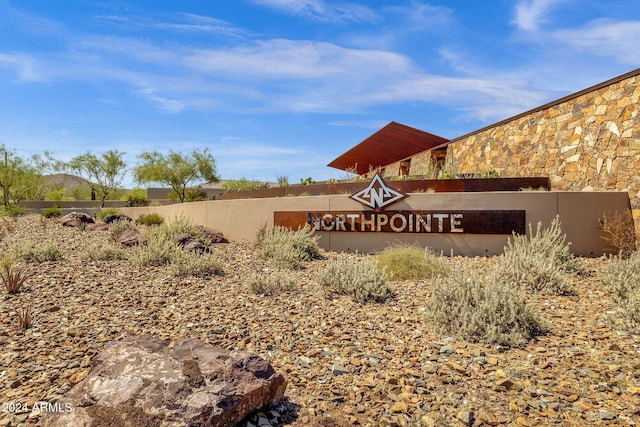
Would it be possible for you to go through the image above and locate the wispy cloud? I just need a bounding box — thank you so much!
[251,0,376,23]
[512,0,564,31]
[552,18,640,65]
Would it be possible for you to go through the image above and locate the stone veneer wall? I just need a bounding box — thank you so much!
[438,71,640,216]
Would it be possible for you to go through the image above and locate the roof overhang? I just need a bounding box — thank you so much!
[327,121,449,175]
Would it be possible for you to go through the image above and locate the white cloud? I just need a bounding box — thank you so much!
[512,0,564,31]
[552,18,640,64]
[251,0,376,23]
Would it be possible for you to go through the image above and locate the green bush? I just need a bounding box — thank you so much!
[317,255,392,303]
[223,178,270,192]
[97,208,119,220]
[256,225,321,269]
[42,207,62,218]
[601,252,640,332]
[246,271,295,295]
[83,243,125,261]
[170,251,223,278]
[425,264,546,347]
[126,188,148,207]
[376,244,446,280]
[0,204,25,217]
[494,217,579,295]
[137,213,165,226]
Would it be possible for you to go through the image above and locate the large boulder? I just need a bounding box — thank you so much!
[58,212,95,227]
[173,233,209,253]
[41,335,287,427]
[197,226,229,244]
[102,213,132,224]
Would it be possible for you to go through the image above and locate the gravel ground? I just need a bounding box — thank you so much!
[1,215,639,426]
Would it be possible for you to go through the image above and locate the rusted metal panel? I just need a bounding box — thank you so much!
[275,210,526,235]
[327,121,449,175]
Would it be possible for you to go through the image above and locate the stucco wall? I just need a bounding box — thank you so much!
[440,72,640,219]
[119,191,630,256]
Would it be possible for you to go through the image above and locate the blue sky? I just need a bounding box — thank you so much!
[1,0,639,187]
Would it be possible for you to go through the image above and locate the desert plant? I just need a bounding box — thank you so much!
[277,175,289,188]
[599,210,637,259]
[129,233,179,267]
[1,204,25,217]
[10,240,62,263]
[83,242,125,261]
[97,208,119,220]
[601,252,640,332]
[15,305,33,330]
[299,177,315,185]
[137,213,164,226]
[495,217,579,295]
[317,255,392,303]
[158,215,211,245]
[170,251,224,278]
[126,188,148,207]
[376,244,447,280]
[481,169,501,178]
[425,264,546,347]
[246,271,296,295]
[1,255,29,294]
[42,206,62,218]
[256,225,321,269]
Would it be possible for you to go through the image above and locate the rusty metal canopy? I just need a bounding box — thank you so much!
[327,121,449,175]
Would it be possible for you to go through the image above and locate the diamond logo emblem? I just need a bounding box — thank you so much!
[350,173,407,210]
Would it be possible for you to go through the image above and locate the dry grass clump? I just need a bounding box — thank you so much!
[170,251,224,278]
[376,244,447,280]
[256,225,321,269]
[129,231,180,267]
[317,254,391,303]
[10,240,62,263]
[155,215,212,245]
[425,264,546,347]
[83,242,126,261]
[246,271,296,295]
[1,254,29,294]
[15,305,33,330]
[601,251,640,332]
[494,217,578,295]
[599,210,638,259]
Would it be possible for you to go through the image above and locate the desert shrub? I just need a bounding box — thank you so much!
[11,240,62,263]
[157,215,211,245]
[246,271,295,295]
[1,204,25,217]
[256,225,321,269]
[599,210,638,259]
[170,251,223,278]
[126,188,148,207]
[129,232,179,266]
[601,252,640,332]
[495,217,578,295]
[42,207,62,218]
[425,264,546,347]
[376,244,447,280]
[317,255,391,303]
[223,178,270,192]
[97,208,119,220]
[137,213,164,226]
[109,220,139,243]
[1,254,29,294]
[83,243,125,261]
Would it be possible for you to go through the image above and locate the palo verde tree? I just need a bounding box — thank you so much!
[133,148,218,203]
[64,150,128,208]
[0,145,53,206]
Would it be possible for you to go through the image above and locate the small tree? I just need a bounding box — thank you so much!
[0,145,53,205]
[64,150,127,207]
[133,149,218,203]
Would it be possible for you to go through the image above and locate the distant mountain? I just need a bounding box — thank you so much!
[44,173,91,190]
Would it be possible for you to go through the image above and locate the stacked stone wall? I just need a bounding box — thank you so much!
[441,74,640,217]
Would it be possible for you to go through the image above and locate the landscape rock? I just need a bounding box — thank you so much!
[58,212,95,227]
[102,213,132,224]
[118,228,142,247]
[174,233,209,253]
[197,225,229,244]
[41,335,287,427]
